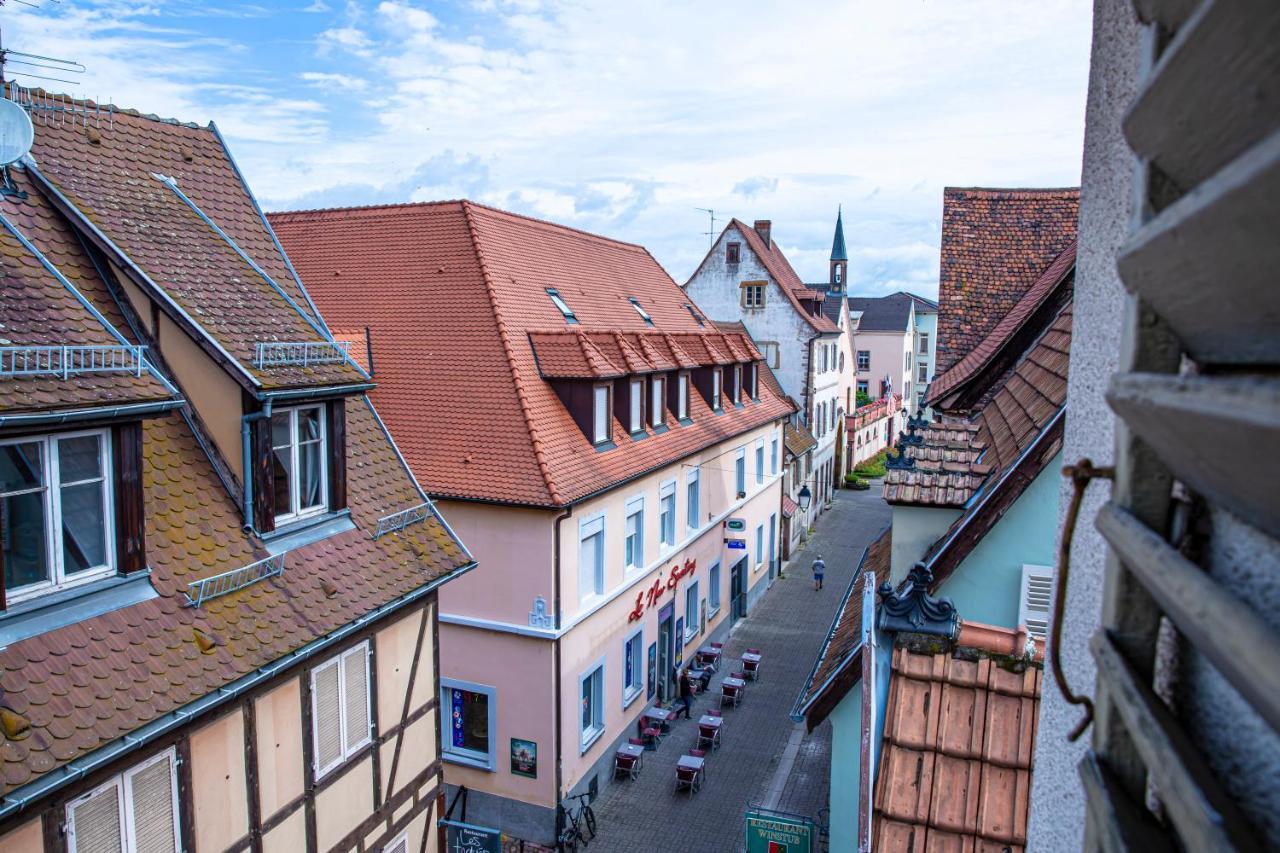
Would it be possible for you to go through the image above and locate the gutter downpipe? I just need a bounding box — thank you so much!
[552,504,572,842]
[241,398,273,531]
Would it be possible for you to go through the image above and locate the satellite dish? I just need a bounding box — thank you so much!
[0,99,34,166]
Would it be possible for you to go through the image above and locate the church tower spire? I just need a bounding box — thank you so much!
[829,206,848,292]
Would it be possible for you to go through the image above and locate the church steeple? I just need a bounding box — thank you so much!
[829,206,848,292]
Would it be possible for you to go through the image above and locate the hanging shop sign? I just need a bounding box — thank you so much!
[627,558,697,622]
[725,517,748,532]
[726,538,747,550]
[744,809,814,853]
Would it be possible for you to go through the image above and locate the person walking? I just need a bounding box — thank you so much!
[812,554,826,590]
[675,667,694,719]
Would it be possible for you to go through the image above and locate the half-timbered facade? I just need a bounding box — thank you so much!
[0,88,474,853]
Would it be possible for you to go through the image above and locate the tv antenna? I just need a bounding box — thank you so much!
[695,207,717,248]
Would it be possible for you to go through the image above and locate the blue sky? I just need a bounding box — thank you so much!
[7,1,1092,297]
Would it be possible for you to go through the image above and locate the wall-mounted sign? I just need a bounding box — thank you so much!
[627,559,697,622]
[440,820,503,853]
[510,738,537,778]
[725,517,747,532]
[744,810,814,853]
[726,538,747,550]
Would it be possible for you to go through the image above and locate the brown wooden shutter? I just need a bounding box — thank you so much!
[250,415,275,534]
[327,400,347,512]
[112,421,147,574]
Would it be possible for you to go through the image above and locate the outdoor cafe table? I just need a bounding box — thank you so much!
[742,652,762,664]
[616,742,645,764]
[722,676,746,691]
[697,647,722,666]
[677,753,707,781]
[699,714,723,729]
[648,706,675,731]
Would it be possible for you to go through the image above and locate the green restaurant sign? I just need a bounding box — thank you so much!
[745,809,814,853]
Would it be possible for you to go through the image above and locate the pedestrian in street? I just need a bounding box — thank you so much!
[675,667,694,719]
[812,554,826,590]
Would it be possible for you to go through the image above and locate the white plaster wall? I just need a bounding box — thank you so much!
[852,329,914,405]
[913,310,938,417]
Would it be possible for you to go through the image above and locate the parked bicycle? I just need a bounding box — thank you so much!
[557,792,597,851]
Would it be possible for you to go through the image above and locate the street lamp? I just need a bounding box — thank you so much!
[797,485,812,512]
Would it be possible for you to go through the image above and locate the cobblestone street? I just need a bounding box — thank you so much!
[587,487,891,852]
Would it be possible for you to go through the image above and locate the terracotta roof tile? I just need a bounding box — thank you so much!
[784,421,818,457]
[271,201,794,507]
[936,187,1078,374]
[872,629,1042,853]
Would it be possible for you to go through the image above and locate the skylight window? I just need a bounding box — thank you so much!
[628,297,654,326]
[547,288,578,324]
[684,303,706,327]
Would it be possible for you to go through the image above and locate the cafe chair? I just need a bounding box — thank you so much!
[675,763,701,797]
[614,748,641,781]
[719,683,742,710]
[698,722,721,752]
[745,647,761,655]
[743,658,761,682]
[639,716,663,750]
[731,670,746,681]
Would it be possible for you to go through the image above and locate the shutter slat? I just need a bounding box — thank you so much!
[128,753,178,853]
[1096,502,1280,732]
[1107,372,1280,537]
[1123,0,1280,192]
[1117,129,1280,363]
[1018,564,1054,640]
[69,783,123,853]
[313,661,342,774]
[1090,631,1265,851]
[343,646,370,752]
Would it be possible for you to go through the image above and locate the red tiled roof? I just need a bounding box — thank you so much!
[784,420,818,458]
[26,95,365,391]
[873,640,1042,852]
[936,187,1078,374]
[271,201,794,507]
[331,328,372,374]
[928,241,1075,409]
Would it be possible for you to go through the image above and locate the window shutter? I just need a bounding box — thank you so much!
[68,782,123,853]
[1018,564,1053,640]
[312,660,342,775]
[326,400,347,512]
[112,421,147,574]
[126,751,179,853]
[250,414,275,534]
[342,645,370,752]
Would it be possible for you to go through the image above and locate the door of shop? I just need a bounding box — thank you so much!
[729,557,747,623]
[657,602,674,702]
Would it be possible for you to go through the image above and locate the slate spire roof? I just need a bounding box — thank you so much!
[831,205,848,261]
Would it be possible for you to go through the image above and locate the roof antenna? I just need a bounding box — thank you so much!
[695,207,717,249]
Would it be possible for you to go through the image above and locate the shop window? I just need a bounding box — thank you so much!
[65,748,180,853]
[579,515,605,601]
[271,405,327,525]
[441,680,496,769]
[623,629,643,706]
[580,660,605,750]
[624,498,644,571]
[2,430,115,605]
[659,481,676,548]
[311,641,371,780]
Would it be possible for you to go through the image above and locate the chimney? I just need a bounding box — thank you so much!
[753,220,772,248]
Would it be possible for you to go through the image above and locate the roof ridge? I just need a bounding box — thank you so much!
[460,200,564,506]
[942,186,1081,198]
[8,86,210,131]
[269,199,466,220]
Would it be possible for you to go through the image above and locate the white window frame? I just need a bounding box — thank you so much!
[711,369,722,411]
[742,282,765,309]
[271,405,329,526]
[579,513,606,602]
[677,372,690,420]
[919,332,930,355]
[771,435,779,475]
[731,365,742,405]
[755,524,765,568]
[684,580,699,643]
[628,379,644,433]
[659,480,677,549]
[1,429,116,605]
[759,341,780,369]
[755,439,765,485]
[624,497,645,572]
[311,641,373,780]
[440,678,497,770]
[708,561,721,616]
[579,657,606,752]
[857,350,870,371]
[735,447,746,496]
[629,297,654,324]
[622,626,644,708]
[918,364,928,383]
[592,383,611,445]
[66,747,181,853]
[686,467,700,531]
[650,375,665,428]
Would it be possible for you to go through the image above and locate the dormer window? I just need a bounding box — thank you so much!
[711,369,723,411]
[628,379,645,434]
[2,431,115,604]
[547,288,578,324]
[731,366,742,406]
[592,383,611,445]
[726,242,741,264]
[628,297,654,326]
[677,371,690,420]
[271,405,327,524]
[747,362,758,400]
[650,375,666,428]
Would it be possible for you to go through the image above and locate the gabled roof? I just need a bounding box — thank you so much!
[272,201,794,508]
[904,292,938,314]
[25,92,366,392]
[848,292,915,333]
[784,420,818,458]
[936,187,1078,374]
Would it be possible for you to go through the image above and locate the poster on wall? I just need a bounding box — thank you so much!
[675,618,684,667]
[510,738,537,778]
[647,643,657,699]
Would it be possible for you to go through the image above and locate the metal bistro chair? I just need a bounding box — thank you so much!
[615,741,643,781]
[698,720,722,752]
[743,658,761,682]
[675,759,701,797]
[639,715,663,750]
[719,682,742,710]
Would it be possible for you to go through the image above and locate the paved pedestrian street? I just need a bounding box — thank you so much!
[588,488,891,852]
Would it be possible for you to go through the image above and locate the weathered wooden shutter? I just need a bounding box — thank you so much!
[342,643,371,752]
[67,780,123,853]
[1081,1,1280,849]
[1018,564,1053,640]
[112,421,147,574]
[312,658,343,776]
[250,414,275,534]
[326,399,347,512]
[124,750,179,853]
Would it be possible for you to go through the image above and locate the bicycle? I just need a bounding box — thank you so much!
[557,792,597,851]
